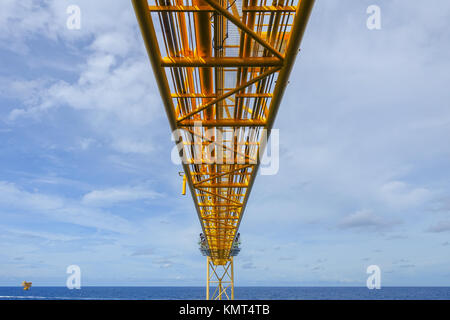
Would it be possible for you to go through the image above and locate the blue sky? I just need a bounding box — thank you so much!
[0,0,449,286]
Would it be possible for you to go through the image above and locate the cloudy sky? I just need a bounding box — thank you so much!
[0,0,449,287]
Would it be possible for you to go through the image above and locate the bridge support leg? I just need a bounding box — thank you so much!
[206,257,234,300]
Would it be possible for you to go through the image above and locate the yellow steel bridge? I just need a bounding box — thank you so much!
[132,0,314,299]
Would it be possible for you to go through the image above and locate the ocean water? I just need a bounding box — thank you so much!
[0,286,449,300]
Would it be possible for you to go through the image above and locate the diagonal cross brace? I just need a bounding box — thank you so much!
[202,0,284,60]
[176,66,281,122]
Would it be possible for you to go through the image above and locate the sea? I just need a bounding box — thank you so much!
[0,286,449,300]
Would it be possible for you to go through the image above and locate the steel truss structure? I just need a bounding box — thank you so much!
[132,0,314,299]
[206,256,234,300]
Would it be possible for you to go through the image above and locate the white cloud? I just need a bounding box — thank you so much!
[3,1,163,155]
[131,247,154,257]
[1,226,82,242]
[7,52,162,154]
[0,0,57,53]
[0,181,64,211]
[111,138,154,155]
[82,185,163,207]
[0,0,139,51]
[427,221,450,233]
[89,31,134,57]
[338,209,400,231]
[78,137,96,150]
[0,181,133,233]
[379,181,431,209]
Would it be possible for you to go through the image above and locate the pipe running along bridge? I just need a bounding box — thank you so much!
[132,0,314,299]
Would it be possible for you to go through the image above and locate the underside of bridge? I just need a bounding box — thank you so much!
[132,0,314,299]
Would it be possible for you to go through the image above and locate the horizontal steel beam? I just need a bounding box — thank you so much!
[195,183,249,188]
[161,57,283,67]
[202,216,240,220]
[193,164,253,185]
[242,6,297,12]
[188,159,256,165]
[149,5,213,12]
[198,204,242,207]
[171,93,273,98]
[178,119,266,127]
[148,5,296,13]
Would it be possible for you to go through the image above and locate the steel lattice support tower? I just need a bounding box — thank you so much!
[206,256,234,300]
[132,0,314,299]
